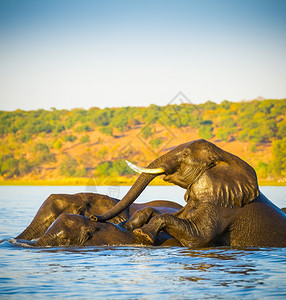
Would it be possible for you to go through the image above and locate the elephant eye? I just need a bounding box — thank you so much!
[61,237,68,243]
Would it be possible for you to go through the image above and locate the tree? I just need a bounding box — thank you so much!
[216,128,229,141]
[0,154,19,177]
[141,126,153,139]
[256,161,269,179]
[99,126,113,136]
[54,124,65,134]
[75,124,91,132]
[33,143,56,164]
[63,135,77,142]
[53,140,62,150]
[271,137,286,176]
[150,137,163,149]
[59,156,79,177]
[219,116,236,128]
[80,135,90,143]
[112,160,135,176]
[198,121,213,140]
[277,120,286,139]
[96,161,112,176]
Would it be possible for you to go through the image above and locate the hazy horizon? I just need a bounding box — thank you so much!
[1,0,285,111]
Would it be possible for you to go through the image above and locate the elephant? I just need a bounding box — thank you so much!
[25,213,181,247]
[15,193,182,246]
[91,139,286,248]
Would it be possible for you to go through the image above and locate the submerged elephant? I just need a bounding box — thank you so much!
[91,139,286,248]
[24,213,181,247]
[15,193,182,246]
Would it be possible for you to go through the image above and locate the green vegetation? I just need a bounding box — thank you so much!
[0,98,285,182]
[80,135,90,143]
[96,160,136,177]
[150,137,163,149]
[271,137,286,176]
[142,125,153,139]
[59,155,87,177]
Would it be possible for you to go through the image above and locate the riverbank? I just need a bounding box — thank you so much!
[1,177,285,186]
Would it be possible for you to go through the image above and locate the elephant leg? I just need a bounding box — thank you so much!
[15,193,87,241]
[133,214,193,245]
[134,204,232,247]
[124,207,161,231]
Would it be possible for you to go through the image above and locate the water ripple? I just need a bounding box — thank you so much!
[1,186,286,299]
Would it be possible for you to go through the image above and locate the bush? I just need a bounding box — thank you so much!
[33,143,56,164]
[53,140,62,149]
[74,168,88,177]
[150,137,163,149]
[256,161,269,179]
[199,121,213,139]
[75,124,91,132]
[216,128,229,142]
[0,154,31,177]
[80,135,90,143]
[277,120,286,139]
[141,126,153,139]
[59,156,79,177]
[112,160,135,176]
[55,124,65,134]
[19,134,32,143]
[0,154,19,177]
[271,137,286,176]
[63,135,77,142]
[99,126,113,136]
[96,161,113,176]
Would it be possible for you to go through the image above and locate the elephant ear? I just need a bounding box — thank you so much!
[187,158,259,208]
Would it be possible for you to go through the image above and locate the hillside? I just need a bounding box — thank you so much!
[0,99,285,185]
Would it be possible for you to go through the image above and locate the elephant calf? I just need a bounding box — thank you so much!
[28,213,181,247]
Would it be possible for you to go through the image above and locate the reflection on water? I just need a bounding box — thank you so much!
[1,186,286,299]
[2,243,285,299]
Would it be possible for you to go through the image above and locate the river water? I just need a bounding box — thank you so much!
[0,186,286,299]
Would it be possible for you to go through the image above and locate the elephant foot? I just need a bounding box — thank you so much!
[133,228,154,245]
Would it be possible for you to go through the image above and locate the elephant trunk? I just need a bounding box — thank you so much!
[95,172,156,222]
[94,154,174,222]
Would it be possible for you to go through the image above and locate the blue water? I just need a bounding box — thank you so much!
[0,186,286,299]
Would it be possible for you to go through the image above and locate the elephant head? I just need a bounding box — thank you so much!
[33,214,94,247]
[94,139,259,222]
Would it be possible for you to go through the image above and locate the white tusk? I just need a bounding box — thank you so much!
[125,160,165,174]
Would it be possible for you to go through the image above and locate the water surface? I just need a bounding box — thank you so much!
[0,186,286,299]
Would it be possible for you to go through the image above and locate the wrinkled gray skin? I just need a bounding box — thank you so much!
[27,213,181,247]
[15,193,182,247]
[93,139,286,248]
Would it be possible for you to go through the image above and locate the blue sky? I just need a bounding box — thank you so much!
[0,0,285,110]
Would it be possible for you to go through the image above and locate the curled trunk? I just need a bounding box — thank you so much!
[94,154,175,222]
[95,172,157,221]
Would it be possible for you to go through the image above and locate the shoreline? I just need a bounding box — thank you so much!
[0,177,285,186]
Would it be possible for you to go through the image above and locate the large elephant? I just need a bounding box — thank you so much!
[15,193,182,246]
[92,139,286,248]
